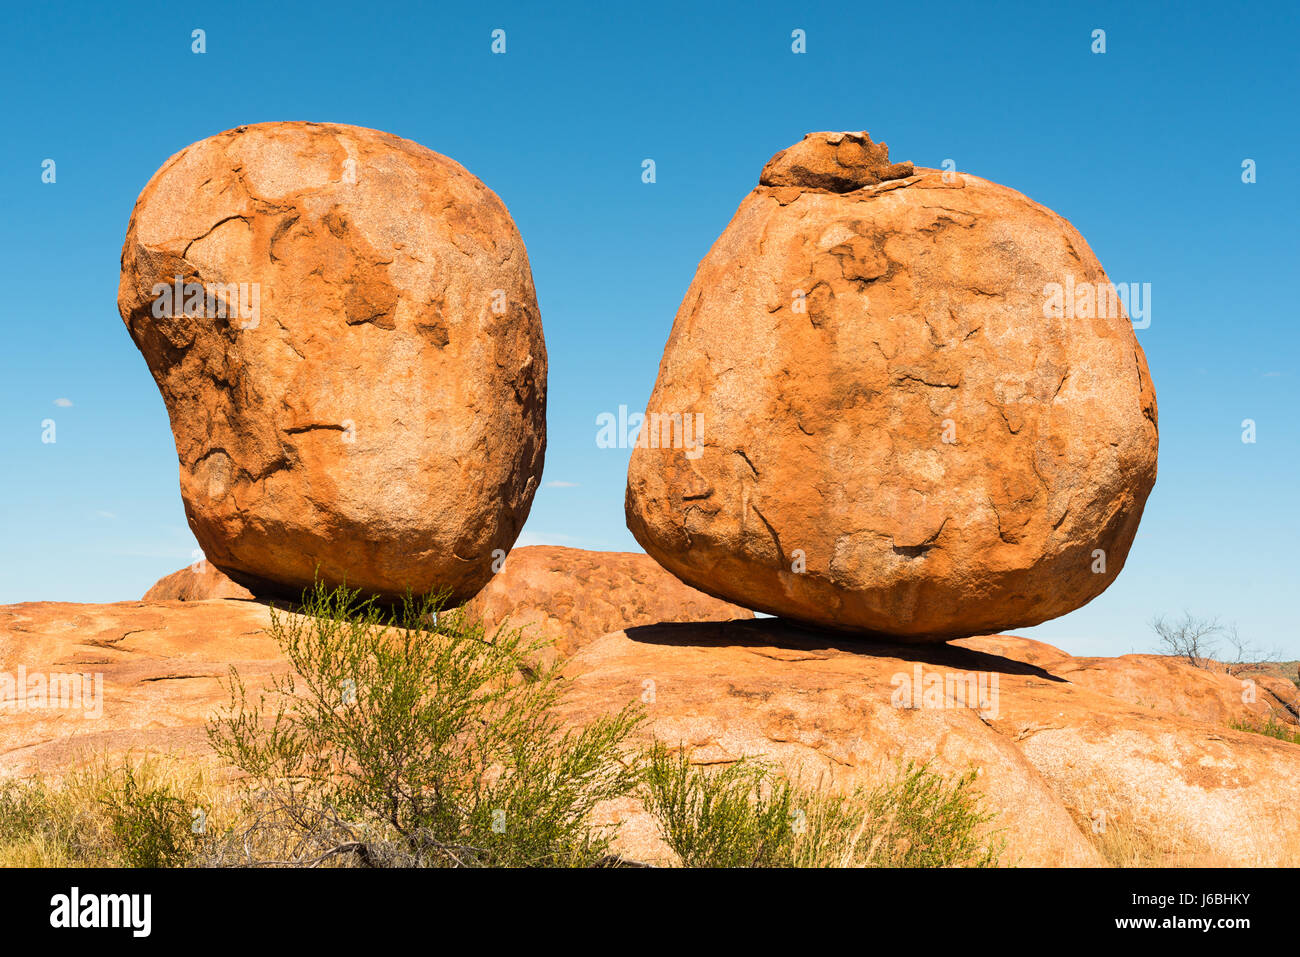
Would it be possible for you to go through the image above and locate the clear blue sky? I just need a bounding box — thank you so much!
[1,1,1296,658]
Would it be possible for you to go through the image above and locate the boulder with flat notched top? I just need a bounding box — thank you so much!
[626,131,1158,640]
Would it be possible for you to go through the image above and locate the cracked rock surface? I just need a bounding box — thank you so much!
[5,594,1296,865]
[117,122,547,602]
[626,131,1158,639]
[559,620,1300,866]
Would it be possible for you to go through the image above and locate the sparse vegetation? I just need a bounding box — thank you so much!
[205,582,643,867]
[1085,810,1215,868]
[640,744,1003,868]
[1151,611,1281,675]
[101,764,196,867]
[640,747,796,867]
[0,755,215,867]
[1230,714,1300,745]
[2,583,1008,869]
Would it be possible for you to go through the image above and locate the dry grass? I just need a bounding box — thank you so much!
[11,749,1300,868]
[0,750,238,868]
[1084,812,1219,867]
[1075,718,1299,867]
[1076,804,1300,867]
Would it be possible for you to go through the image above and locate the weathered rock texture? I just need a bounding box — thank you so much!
[562,622,1299,867]
[958,635,1300,728]
[627,131,1158,640]
[142,563,254,601]
[2,601,1295,866]
[0,600,284,771]
[462,545,752,660]
[118,122,546,603]
[760,131,915,193]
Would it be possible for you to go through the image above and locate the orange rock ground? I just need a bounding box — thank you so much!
[463,545,752,659]
[3,585,1296,867]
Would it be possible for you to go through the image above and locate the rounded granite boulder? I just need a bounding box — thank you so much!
[626,131,1158,641]
[118,122,547,602]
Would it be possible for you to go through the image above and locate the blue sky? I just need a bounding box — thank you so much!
[1,1,1295,657]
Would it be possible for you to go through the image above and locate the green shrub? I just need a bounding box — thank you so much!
[640,746,795,867]
[207,582,642,867]
[855,761,1003,867]
[642,744,1002,868]
[101,765,195,868]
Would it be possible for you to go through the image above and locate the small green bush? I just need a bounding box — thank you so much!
[101,765,195,868]
[857,761,1003,867]
[207,582,642,867]
[642,744,1002,868]
[640,746,795,867]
